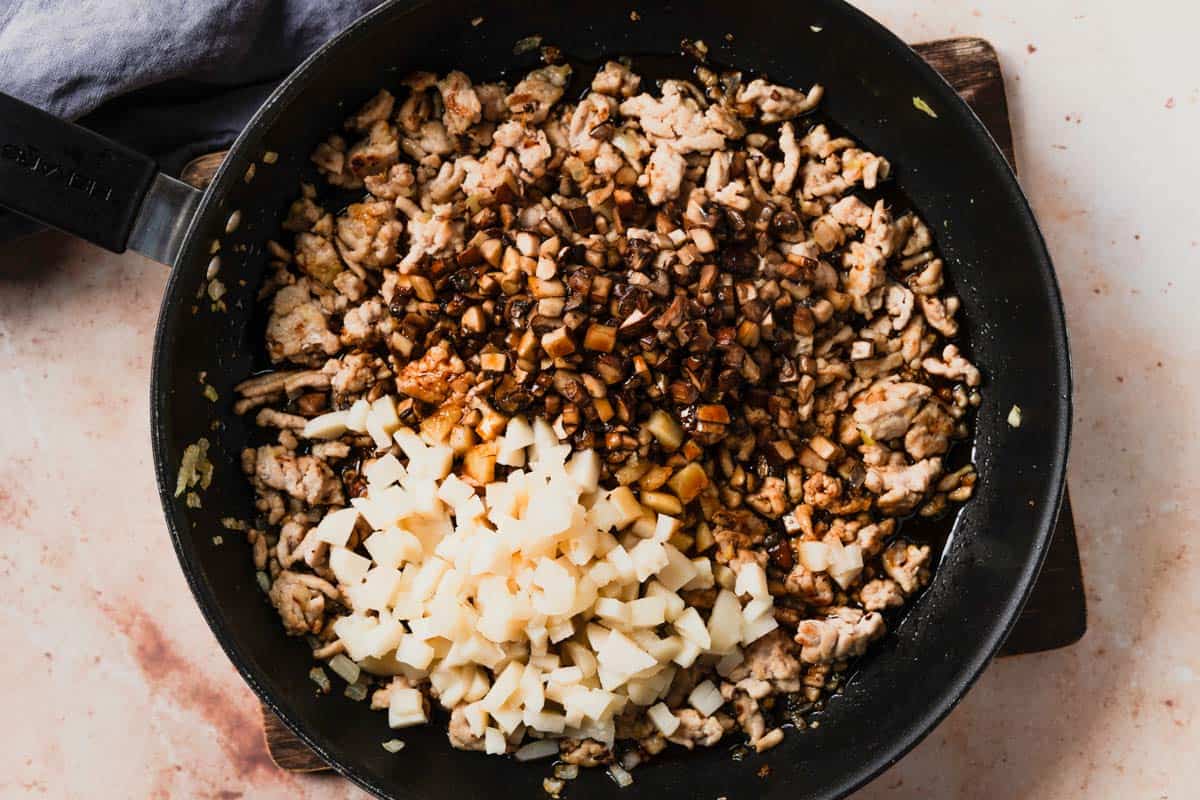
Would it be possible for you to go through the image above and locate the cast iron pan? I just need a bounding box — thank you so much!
[0,1,1071,797]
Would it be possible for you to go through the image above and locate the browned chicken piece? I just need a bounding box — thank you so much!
[293,232,343,286]
[728,629,803,692]
[735,78,822,123]
[395,343,461,405]
[860,578,906,611]
[268,571,339,635]
[347,120,399,179]
[852,378,933,442]
[253,444,344,506]
[505,65,571,123]
[336,201,403,271]
[437,71,482,135]
[666,709,734,749]
[712,509,769,563]
[882,541,932,595]
[265,281,340,364]
[558,738,611,766]
[446,705,486,751]
[905,401,955,460]
[323,352,381,397]
[794,608,886,664]
[346,89,395,132]
[865,457,942,515]
[591,60,641,97]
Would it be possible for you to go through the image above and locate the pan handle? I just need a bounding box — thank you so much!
[0,92,201,266]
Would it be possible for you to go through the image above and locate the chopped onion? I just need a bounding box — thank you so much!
[1007,405,1022,428]
[255,571,270,594]
[344,682,369,702]
[514,739,559,762]
[688,680,724,716]
[381,738,405,753]
[607,764,634,788]
[329,653,362,685]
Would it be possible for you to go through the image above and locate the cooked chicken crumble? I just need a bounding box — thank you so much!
[234,56,982,770]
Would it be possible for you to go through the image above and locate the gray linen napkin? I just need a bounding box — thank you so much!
[0,0,386,242]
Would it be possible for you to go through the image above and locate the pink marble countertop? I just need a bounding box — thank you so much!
[1,1,1197,797]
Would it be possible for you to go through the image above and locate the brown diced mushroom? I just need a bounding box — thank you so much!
[461,306,488,333]
[541,326,576,358]
[696,405,731,424]
[480,352,507,371]
[668,462,710,504]
[641,490,684,516]
[583,323,618,352]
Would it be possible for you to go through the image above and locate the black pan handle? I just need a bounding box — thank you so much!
[0,92,195,260]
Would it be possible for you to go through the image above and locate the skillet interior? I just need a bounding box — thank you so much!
[151,1,1071,797]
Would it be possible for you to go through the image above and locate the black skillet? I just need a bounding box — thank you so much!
[0,1,1071,797]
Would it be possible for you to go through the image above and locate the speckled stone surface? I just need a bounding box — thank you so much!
[1,1,1196,797]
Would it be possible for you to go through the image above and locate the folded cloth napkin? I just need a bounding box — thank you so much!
[0,0,386,243]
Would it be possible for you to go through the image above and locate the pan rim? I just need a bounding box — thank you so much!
[151,1,1073,797]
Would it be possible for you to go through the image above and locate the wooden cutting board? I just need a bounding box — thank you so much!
[176,36,1086,772]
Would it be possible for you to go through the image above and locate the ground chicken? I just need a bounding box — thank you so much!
[736,78,822,123]
[506,65,570,123]
[266,282,340,365]
[399,203,461,271]
[841,147,891,189]
[437,70,482,135]
[728,630,803,692]
[829,195,874,229]
[447,705,486,751]
[712,509,769,563]
[784,564,835,607]
[794,608,886,664]
[283,196,323,233]
[866,457,943,515]
[919,294,960,337]
[347,120,400,179]
[293,232,343,286]
[402,120,454,159]
[885,282,915,331]
[860,578,906,611]
[268,571,339,635]
[905,401,955,460]
[801,156,850,198]
[643,144,686,205]
[346,89,395,132]
[667,709,733,749]
[591,60,641,97]
[745,476,788,518]
[254,445,344,506]
[853,378,933,443]
[843,240,888,314]
[323,352,380,397]
[340,298,388,348]
[567,93,617,161]
[336,201,403,271]
[882,542,932,594]
[364,162,416,200]
[558,738,610,766]
[923,344,981,387]
[395,343,460,404]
